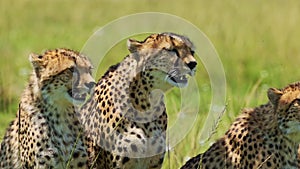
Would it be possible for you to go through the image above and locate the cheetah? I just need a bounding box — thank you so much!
[80,32,197,169]
[181,82,300,169]
[0,48,95,168]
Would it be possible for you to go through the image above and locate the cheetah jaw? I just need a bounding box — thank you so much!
[165,74,188,88]
[67,88,87,103]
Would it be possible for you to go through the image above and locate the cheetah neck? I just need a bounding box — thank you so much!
[19,74,42,114]
[129,73,155,111]
[107,55,166,122]
[21,79,82,166]
[250,103,280,136]
[21,73,76,119]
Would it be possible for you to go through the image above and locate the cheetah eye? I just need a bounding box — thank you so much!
[293,99,300,106]
[89,66,94,71]
[88,67,94,74]
[68,66,75,72]
[169,48,180,56]
[288,98,300,110]
[191,50,195,55]
[68,66,79,74]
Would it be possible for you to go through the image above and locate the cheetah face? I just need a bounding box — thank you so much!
[29,48,95,105]
[163,47,197,88]
[67,65,95,104]
[268,83,300,142]
[279,99,300,142]
[128,32,197,89]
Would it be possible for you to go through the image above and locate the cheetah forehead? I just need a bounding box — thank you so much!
[282,82,300,93]
[279,82,300,104]
[45,48,91,69]
[73,54,93,68]
[161,32,195,49]
[142,32,195,50]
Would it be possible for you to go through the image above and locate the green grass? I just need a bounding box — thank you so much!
[1,0,300,168]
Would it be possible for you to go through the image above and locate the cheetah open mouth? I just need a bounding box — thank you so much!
[67,89,87,102]
[166,74,188,88]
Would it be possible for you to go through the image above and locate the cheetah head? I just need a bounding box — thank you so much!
[127,32,197,90]
[29,48,95,105]
[268,82,300,142]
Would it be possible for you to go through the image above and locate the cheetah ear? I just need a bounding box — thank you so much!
[267,88,283,106]
[127,39,143,53]
[29,53,44,68]
[29,53,46,79]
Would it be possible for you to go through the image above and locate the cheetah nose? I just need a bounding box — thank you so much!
[85,82,96,90]
[187,61,197,70]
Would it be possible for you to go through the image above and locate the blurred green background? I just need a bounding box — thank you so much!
[1,0,300,168]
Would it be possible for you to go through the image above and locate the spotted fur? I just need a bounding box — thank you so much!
[0,48,95,168]
[80,32,197,169]
[181,82,300,169]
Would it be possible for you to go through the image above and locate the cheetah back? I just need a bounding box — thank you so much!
[181,82,300,169]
